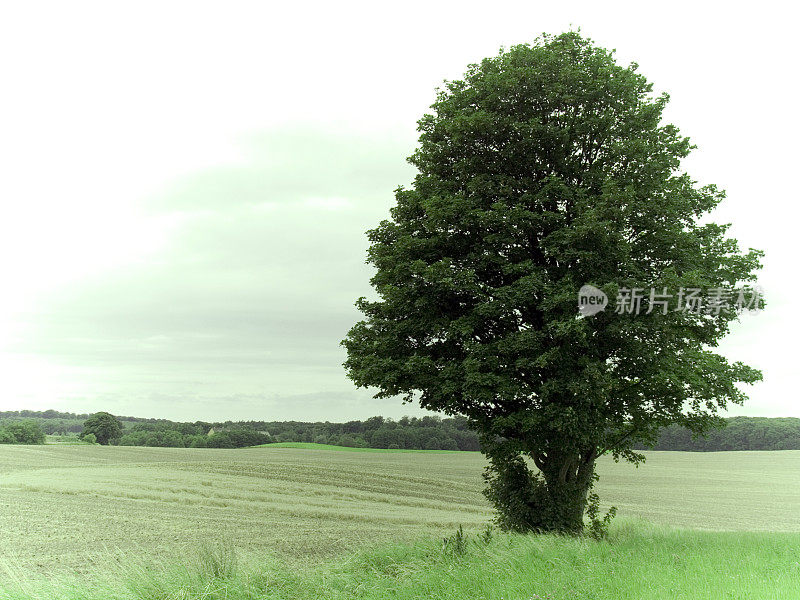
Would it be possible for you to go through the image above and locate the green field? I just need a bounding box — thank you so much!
[1,445,799,598]
[253,442,465,453]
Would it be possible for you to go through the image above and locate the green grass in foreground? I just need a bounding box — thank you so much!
[1,521,798,600]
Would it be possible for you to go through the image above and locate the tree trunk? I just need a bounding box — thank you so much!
[536,448,597,534]
[482,441,599,535]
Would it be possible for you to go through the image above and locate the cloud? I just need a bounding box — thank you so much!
[8,127,420,420]
[149,127,415,213]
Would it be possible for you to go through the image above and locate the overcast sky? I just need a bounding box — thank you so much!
[0,1,796,421]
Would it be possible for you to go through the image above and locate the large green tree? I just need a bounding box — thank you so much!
[342,32,763,534]
[81,411,123,445]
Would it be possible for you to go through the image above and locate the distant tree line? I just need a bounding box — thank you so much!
[250,415,481,450]
[0,411,481,450]
[1,411,798,451]
[114,415,480,450]
[0,420,46,444]
[0,409,134,435]
[93,415,800,451]
[118,423,271,448]
[634,417,800,451]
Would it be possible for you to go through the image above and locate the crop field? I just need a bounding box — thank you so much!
[1,444,799,581]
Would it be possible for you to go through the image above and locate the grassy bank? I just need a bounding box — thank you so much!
[1,521,798,599]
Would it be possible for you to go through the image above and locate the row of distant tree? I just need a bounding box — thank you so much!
[0,409,168,436]
[634,417,800,451]
[118,424,271,448]
[107,415,800,451]
[0,411,482,450]
[115,415,480,450]
[1,411,799,451]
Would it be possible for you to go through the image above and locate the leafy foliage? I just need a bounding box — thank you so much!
[0,420,46,444]
[585,491,617,540]
[343,32,763,534]
[81,412,123,445]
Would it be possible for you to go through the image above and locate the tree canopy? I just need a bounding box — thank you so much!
[81,411,123,445]
[0,420,45,444]
[343,32,763,534]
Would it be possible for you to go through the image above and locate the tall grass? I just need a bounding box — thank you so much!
[1,520,798,600]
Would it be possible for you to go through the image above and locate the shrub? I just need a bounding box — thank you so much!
[586,491,617,540]
[0,420,46,444]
